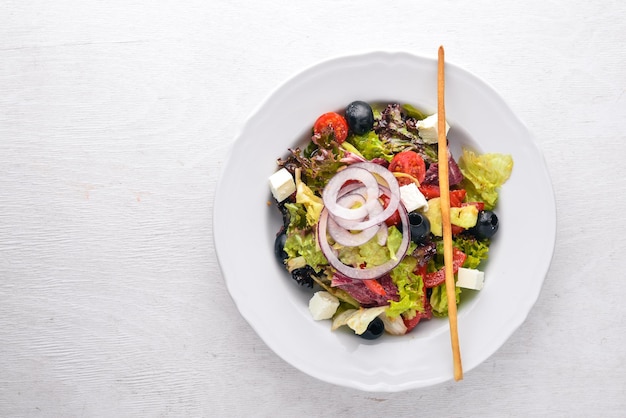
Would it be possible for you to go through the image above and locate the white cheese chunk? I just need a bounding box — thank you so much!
[416,113,450,144]
[456,267,485,290]
[308,291,340,320]
[400,183,428,212]
[268,168,296,202]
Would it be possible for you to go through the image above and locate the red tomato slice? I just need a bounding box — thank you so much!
[449,189,467,207]
[402,314,422,333]
[423,248,467,288]
[418,184,440,199]
[388,151,426,185]
[451,225,465,236]
[313,112,348,143]
[363,279,387,297]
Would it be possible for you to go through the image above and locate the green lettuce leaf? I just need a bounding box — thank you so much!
[453,235,490,269]
[387,255,426,319]
[401,103,428,120]
[430,283,461,317]
[347,131,394,161]
[337,226,403,267]
[278,140,346,196]
[284,232,327,272]
[459,148,513,210]
[295,170,323,226]
[284,203,308,233]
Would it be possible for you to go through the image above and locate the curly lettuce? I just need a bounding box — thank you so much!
[282,199,327,273]
[347,131,394,161]
[276,134,348,196]
[294,168,323,226]
[284,232,327,273]
[387,255,426,319]
[453,235,490,269]
[459,148,513,210]
[375,103,439,163]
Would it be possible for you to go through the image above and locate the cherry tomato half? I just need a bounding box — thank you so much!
[388,151,426,186]
[313,112,349,144]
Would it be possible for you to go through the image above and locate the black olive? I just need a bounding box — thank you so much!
[470,210,499,239]
[345,101,374,135]
[274,232,288,265]
[290,266,315,288]
[359,317,385,340]
[408,212,431,244]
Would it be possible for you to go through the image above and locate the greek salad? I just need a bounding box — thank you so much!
[269,101,513,339]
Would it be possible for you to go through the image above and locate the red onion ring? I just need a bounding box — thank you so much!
[326,216,381,247]
[349,162,401,230]
[322,163,401,231]
[317,204,410,280]
[322,166,379,221]
[316,162,410,280]
[331,193,383,230]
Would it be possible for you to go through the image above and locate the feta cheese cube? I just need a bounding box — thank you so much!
[268,168,296,202]
[456,267,485,290]
[308,291,340,320]
[416,113,450,144]
[400,183,428,212]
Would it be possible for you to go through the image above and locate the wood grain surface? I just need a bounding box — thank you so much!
[1,1,625,416]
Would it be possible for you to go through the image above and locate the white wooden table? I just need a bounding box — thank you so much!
[2,1,625,416]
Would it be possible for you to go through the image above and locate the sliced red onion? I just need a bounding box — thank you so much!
[331,196,384,230]
[376,223,389,246]
[347,162,401,230]
[316,161,411,280]
[322,164,401,231]
[327,216,381,247]
[326,187,380,247]
[317,204,410,280]
[322,166,379,221]
[321,163,400,231]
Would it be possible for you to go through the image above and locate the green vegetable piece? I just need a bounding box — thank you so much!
[450,205,479,229]
[401,103,428,120]
[424,198,478,236]
[340,142,365,159]
[284,203,308,233]
[453,236,490,269]
[459,148,513,210]
[284,232,327,273]
[295,169,323,226]
[387,255,426,319]
[337,226,403,268]
[430,282,461,317]
[347,131,394,161]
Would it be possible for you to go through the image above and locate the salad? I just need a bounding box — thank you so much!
[269,101,513,339]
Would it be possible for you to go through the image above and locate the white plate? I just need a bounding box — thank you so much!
[213,51,556,392]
